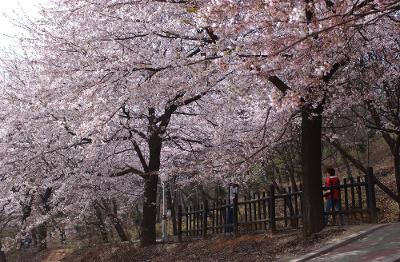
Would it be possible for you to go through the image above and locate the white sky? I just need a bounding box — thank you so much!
[0,0,44,48]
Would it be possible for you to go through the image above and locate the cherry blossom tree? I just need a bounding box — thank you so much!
[324,20,400,215]
[198,0,400,235]
[0,0,291,246]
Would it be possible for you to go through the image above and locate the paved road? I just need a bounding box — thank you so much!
[309,223,400,262]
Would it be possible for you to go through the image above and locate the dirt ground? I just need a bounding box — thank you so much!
[51,226,373,262]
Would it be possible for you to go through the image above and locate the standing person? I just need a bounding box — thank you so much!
[324,167,345,225]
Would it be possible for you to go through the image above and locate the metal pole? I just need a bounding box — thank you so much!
[162,181,167,242]
[225,184,231,234]
[367,128,370,167]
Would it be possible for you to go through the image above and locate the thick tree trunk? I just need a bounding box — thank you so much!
[140,175,159,246]
[140,134,162,246]
[393,137,400,220]
[301,106,324,236]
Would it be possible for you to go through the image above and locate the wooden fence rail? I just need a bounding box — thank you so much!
[177,168,378,241]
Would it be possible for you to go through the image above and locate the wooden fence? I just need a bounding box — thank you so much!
[177,168,377,241]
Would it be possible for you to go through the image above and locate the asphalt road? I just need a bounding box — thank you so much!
[309,223,400,262]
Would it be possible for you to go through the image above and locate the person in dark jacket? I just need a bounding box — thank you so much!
[324,167,345,225]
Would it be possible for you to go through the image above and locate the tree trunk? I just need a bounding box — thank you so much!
[112,200,129,242]
[59,227,66,245]
[180,191,187,211]
[31,228,38,247]
[301,106,324,236]
[393,136,400,220]
[132,204,142,239]
[111,217,129,242]
[0,251,5,262]
[284,147,299,192]
[37,223,47,251]
[94,205,109,243]
[140,175,159,246]
[140,134,161,246]
[341,153,353,179]
[288,169,299,192]
[272,179,298,227]
[100,199,129,242]
[166,183,177,235]
[156,186,162,224]
[0,240,6,262]
[54,222,67,245]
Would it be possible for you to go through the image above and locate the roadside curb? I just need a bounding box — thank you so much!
[286,224,389,262]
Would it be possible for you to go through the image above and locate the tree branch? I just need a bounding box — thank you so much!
[111,166,144,177]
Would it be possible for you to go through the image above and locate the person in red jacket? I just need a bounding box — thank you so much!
[323,167,345,225]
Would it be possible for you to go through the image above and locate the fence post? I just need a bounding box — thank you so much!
[367,167,378,223]
[233,193,239,236]
[177,205,182,242]
[202,200,208,239]
[269,184,277,233]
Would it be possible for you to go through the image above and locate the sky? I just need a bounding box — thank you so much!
[0,0,44,48]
